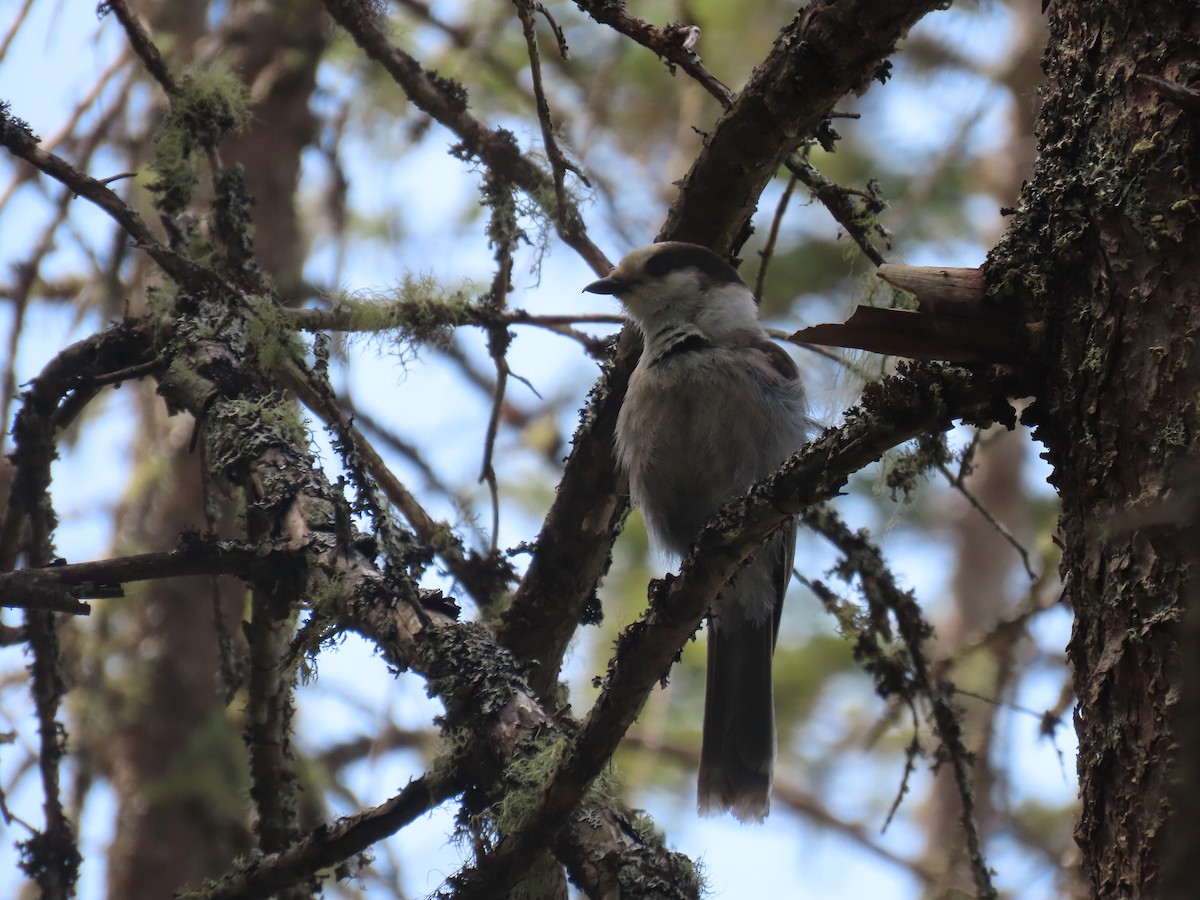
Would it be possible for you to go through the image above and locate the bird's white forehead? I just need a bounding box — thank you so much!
[612,243,677,276]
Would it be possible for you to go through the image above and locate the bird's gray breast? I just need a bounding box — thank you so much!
[615,345,805,556]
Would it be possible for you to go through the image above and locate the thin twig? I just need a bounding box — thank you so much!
[321,0,612,276]
[513,0,587,229]
[754,172,799,301]
[341,397,460,501]
[0,0,35,62]
[937,460,1038,581]
[0,108,207,287]
[660,0,946,254]
[479,173,519,552]
[102,0,179,96]
[288,303,624,335]
[0,541,294,596]
[572,2,735,106]
[276,363,512,608]
[178,771,465,900]
[785,152,888,266]
[804,503,998,900]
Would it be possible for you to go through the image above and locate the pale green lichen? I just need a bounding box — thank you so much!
[327,275,474,348]
[245,296,305,369]
[148,63,253,216]
[205,394,310,482]
[492,735,567,835]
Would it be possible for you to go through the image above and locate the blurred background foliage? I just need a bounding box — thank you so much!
[0,0,1075,897]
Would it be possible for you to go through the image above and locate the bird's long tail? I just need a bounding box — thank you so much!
[698,617,776,823]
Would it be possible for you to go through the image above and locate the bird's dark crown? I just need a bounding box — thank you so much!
[642,243,743,286]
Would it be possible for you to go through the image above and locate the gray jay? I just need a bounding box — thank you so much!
[584,242,807,822]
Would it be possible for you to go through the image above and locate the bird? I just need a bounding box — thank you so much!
[584,241,808,822]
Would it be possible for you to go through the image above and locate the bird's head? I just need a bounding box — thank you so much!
[584,242,761,342]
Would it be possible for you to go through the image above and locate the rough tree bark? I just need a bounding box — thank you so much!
[990,1,1200,895]
[100,3,328,896]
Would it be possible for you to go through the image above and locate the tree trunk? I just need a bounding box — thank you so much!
[105,440,251,899]
[991,2,1200,895]
[102,2,328,896]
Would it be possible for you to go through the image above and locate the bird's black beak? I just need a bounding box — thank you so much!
[583,275,626,296]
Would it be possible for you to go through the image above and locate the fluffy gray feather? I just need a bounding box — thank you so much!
[586,242,807,822]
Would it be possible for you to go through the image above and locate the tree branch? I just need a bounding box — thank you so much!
[0,538,295,603]
[573,1,735,106]
[179,771,464,900]
[661,0,950,254]
[320,0,611,276]
[100,0,179,96]
[0,103,228,293]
